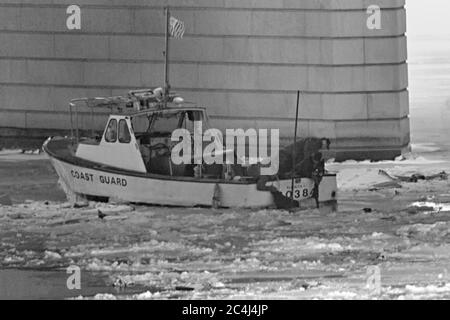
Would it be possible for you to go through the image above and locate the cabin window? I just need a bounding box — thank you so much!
[105,119,118,143]
[150,112,181,136]
[118,119,131,144]
[131,116,150,135]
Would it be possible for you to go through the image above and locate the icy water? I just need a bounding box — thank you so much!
[1,150,450,300]
[1,37,450,300]
[0,269,148,300]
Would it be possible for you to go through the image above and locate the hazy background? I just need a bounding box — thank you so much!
[407,0,450,36]
[407,0,450,147]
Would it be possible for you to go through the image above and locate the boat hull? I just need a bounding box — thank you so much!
[44,139,337,208]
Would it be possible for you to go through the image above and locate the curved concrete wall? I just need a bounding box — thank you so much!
[0,0,409,159]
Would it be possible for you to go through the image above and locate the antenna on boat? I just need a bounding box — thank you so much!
[163,6,170,108]
[291,91,301,208]
[69,102,75,144]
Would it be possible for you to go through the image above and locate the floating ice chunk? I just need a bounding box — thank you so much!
[94,203,135,214]
[44,251,62,260]
[93,293,117,300]
[3,256,25,263]
[405,283,450,294]
[397,222,450,239]
[334,168,391,190]
[326,291,359,299]
[212,281,226,289]
[0,149,23,155]
[410,201,450,212]
[309,242,344,252]
[371,232,385,238]
[134,291,153,300]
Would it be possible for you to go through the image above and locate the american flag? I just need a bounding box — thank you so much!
[169,16,185,39]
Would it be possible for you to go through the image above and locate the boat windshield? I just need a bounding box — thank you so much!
[132,110,206,137]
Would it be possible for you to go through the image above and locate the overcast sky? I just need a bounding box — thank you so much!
[407,0,450,36]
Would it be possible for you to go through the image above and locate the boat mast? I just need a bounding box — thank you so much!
[291,91,301,208]
[164,6,170,108]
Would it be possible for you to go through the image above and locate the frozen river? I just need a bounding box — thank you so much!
[1,148,450,300]
[1,37,450,300]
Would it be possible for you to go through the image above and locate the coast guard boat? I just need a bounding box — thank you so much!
[43,8,337,209]
[43,90,337,208]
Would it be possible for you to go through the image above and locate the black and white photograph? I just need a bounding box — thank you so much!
[0,0,449,303]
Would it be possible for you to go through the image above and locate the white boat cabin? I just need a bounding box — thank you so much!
[76,114,146,172]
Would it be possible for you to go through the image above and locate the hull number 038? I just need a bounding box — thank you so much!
[285,187,314,200]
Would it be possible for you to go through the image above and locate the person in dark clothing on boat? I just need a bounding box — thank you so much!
[278,137,329,178]
[293,152,325,179]
[257,138,329,209]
